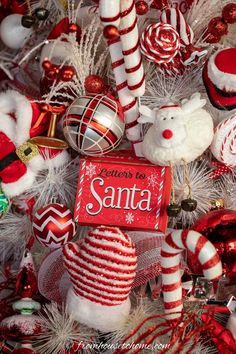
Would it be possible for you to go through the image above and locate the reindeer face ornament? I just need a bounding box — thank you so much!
[138,93,214,166]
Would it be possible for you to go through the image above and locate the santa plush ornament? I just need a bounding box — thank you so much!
[0,90,69,198]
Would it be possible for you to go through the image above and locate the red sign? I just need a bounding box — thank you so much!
[74,151,171,232]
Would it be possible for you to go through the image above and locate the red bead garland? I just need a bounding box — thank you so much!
[205,3,236,44]
[135,1,149,15]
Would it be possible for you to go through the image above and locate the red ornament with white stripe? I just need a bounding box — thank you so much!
[63,94,125,156]
[63,226,137,332]
[160,229,222,320]
[140,23,180,65]
[32,203,76,249]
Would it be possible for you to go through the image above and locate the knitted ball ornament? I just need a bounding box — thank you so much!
[203,48,236,110]
[63,226,137,332]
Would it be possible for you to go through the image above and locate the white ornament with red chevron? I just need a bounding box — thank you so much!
[32,203,76,249]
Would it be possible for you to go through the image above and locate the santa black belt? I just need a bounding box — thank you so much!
[0,142,39,172]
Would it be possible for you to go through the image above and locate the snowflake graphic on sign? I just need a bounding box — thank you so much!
[147,174,158,189]
[85,163,96,179]
[125,212,134,224]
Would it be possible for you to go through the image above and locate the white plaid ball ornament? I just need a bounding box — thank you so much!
[63,94,125,156]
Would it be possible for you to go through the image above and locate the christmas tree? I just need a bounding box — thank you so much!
[0,0,236,353]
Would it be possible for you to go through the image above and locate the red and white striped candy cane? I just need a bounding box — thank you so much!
[160,7,194,46]
[161,229,222,320]
[100,0,145,154]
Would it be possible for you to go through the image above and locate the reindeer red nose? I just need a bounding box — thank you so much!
[162,129,173,139]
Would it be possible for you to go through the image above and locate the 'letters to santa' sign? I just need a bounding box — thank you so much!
[74,151,171,232]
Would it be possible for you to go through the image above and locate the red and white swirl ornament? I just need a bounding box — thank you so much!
[140,23,180,64]
[32,203,76,249]
[160,230,222,320]
[160,7,207,66]
[100,0,145,155]
[211,115,236,168]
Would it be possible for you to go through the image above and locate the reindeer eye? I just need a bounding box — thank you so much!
[163,117,167,120]
[171,117,174,120]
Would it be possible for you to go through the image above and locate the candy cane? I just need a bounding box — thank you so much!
[99,0,145,155]
[161,230,222,320]
[160,7,194,47]
[160,7,207,66]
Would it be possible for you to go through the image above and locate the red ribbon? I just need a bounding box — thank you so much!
[47,17,81,42]
[209,161,232,179]
[201,313,236,353]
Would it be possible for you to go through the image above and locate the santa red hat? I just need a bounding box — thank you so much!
[63,226,137,332]
[203,48,236,110]
[0,90,69,197]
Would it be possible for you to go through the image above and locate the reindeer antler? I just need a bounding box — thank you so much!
[181,92,206,114]
[138,105,156,124]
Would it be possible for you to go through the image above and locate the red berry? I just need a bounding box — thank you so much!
[222,3,236,24]
[208,17,228,36]
[135,1,149,15]
[103,25,119,40]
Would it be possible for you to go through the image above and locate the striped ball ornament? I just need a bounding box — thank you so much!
[63,94,125,156]
[32,203,76,249]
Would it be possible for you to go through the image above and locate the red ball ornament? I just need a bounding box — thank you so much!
[187,209,236,276]
[208,17,228,36]
[222,3,236,24]
[204,30,222,44]
[85,75,106,94]
[151,0,168,10]
[135,1,149,15]
[61,66,75,82]
[68,23,81,42]
[32,203,76,249]
[103,25,119,40]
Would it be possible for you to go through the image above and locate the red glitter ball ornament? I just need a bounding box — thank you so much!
[151,0,168,10]
[135,1,149,15]
[60,66,75,82]
[222,3,236,24]
[208,17,228,36]
[85,75,105,94]
[187,209,236,276]
[103,25,119,40]
[204,30,222,44]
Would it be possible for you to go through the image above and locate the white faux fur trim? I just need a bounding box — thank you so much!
[208,50,236,92]
[45,150,71,169]
[0,113,16,141]
[27,154,46,172]
[0,90,33,146]
[2,168,37,197]
[66,287,131,332]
